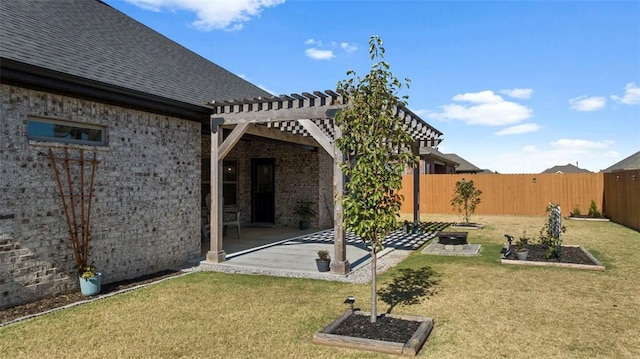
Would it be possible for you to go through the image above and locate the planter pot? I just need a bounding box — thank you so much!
[515,250,529,261]
[79,272,102,296]
[299,220,310,230]
[316,259,330,272]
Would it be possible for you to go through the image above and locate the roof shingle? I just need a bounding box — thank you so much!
[0,0,271,107]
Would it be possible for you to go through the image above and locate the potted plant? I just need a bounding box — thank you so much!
[514,231,529,260]
[78,264,102,296]
[49,148,102,297]
[293,200,316,230]
[316,250,331,272]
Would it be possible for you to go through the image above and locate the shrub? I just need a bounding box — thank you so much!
[588,200,601,218]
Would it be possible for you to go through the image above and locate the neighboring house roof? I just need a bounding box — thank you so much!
[601,150,640,172]
[419,146,458,166]
[0,0,271,120]
[444,153,482,173]
[541,164,591,174]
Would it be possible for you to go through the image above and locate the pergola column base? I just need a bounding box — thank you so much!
[330,260,351,275]
[206,250,226,263]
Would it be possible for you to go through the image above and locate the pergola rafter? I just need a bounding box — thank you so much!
[205,90,443,275]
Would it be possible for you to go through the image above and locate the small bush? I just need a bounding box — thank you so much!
[571,207,581,217]
[588,200,601,218]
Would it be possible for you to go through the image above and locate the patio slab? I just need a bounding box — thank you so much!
[421,242,482,256]
[195,228,438,282]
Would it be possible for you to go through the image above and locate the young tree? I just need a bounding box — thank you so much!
[335,36,418,323]
[450,179,482,224]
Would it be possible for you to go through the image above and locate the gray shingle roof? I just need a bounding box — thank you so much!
[444,153,482,173]
[0,0,271,108]
[419,146,458,165]
[541,164,591,174]
[601,151,640,172]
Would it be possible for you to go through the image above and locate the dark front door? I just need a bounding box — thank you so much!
[251,158,275,223]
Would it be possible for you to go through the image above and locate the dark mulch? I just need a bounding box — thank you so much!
[1,269,184,325]
[505,245,597,265]
[333,313,422,343]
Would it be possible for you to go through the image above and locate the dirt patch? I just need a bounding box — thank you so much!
[504,245,596,265]
[1,270,184,325]
[333,313,421,342]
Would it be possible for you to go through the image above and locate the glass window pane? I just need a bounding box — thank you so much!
[223,160,236,182]
[27,118,105,146]
[223,183,237,205]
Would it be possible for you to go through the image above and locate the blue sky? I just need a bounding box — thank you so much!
[106,0,639,173]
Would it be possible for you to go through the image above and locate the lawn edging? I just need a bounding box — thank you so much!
[501,245,605,271]
[313,309,434,356]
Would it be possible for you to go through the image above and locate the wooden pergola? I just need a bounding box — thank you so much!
[206,90,443,274]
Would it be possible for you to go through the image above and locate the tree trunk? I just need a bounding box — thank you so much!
[370,248,377,323]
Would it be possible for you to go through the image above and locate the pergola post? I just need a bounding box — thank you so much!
[206,119,226,263]
[331,143,350,274]
[412,141,420,223]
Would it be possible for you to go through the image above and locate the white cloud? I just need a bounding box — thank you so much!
[500,88,533,99]
[493,139,617,173]
[305,38,321,46]
[340,42,358,53]
[611,82,640,105]
[305,48,335,60]
[412,109,429,117]
[569,96,606,111]
[551,138,613,150]
[495,123,540,136]
[427,90,533,126]
[452,90,503,104]
[125,0,285,31]
[304,38,357,60]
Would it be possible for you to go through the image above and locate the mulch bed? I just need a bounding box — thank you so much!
[504,245,596,265]
[1,269,184,325]
[333,313,422,343]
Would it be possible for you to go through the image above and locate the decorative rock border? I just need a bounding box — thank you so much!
[449,223,484,230]
[568,217,610,222]
[501,245,605,271]
[313,310,434,356]
[422,243,482,256]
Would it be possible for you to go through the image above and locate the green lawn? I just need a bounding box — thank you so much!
[2,215,639,358]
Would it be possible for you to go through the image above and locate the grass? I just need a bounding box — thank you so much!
[2,215,639,358]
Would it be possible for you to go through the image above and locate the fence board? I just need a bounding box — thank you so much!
[401,173,605,217]
[604,170,640,231]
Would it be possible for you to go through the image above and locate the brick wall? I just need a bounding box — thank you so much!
[202,134,334,229]
[0,85,201,308]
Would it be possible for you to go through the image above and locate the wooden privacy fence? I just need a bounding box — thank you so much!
[604,170,640,231]
[400,173,605,217]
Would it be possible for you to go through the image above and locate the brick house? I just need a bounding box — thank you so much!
[0,0,274,308]
[1,1,444,308]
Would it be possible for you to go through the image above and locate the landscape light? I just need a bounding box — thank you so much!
[344,296,355,311]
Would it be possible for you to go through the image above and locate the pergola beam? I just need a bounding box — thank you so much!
[218,122,249,161]
[222,123,320,148]
[297,119,335,159]
[215,105,343,125]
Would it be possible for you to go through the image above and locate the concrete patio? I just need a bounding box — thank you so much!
[195,225,446,281]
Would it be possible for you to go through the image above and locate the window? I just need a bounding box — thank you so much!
[27,117,106,146]
[223,160,237,206]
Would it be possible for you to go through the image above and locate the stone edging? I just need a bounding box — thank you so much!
[501,245,605,271]
[568,217,610,222]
